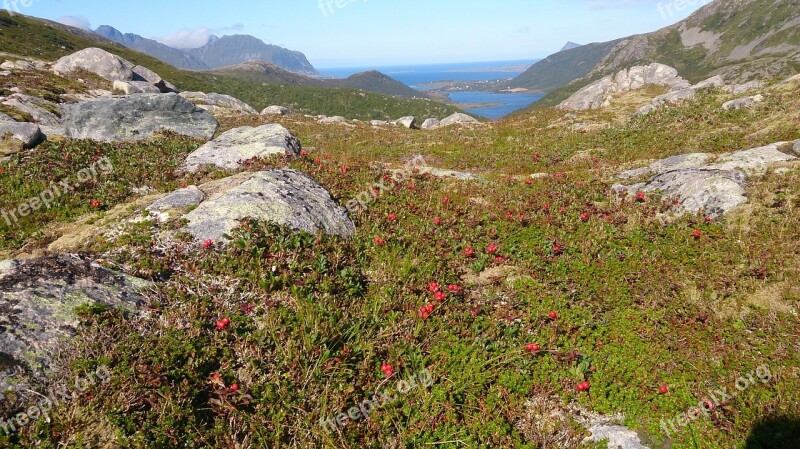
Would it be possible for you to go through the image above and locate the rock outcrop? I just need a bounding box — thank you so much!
[182,124,301,172]
[0,255,148,383]
[60,93,219,142]
[421,118,440,129]
[261,106,289,116]
[559,63,690,110]
[394,116,417,129]
[634,76,727,116]
[0,122,44,151]
[435,113,481,128]
[179,91,257,115]
[179,169,355,243]
[722,94,764,111]
[52,47,135,82]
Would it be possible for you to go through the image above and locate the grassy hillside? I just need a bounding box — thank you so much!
[1,65,799,448]
[0,13,459,120]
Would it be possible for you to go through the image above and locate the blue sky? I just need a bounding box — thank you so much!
[18,0,708,68]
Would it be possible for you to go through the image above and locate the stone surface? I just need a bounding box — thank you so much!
[113,80,162,95]
[181,169,355,243]
[729,80,764,95]
[636,75,728,116]
[318,116,348,124]
[182,124,301,172]
[560,63,690,110]
[395,116,417,129]
[179,91,257,114]
[421,118,440,129]
[436,113,481,128]
[261,105,289,115]
[0,255,148,383]
[722,94,764,111]
[131,65,175,93]
[0,122,44,149]
[370,120,389,126]
[793,140,800,156]
[51,47,135,82]
[618,153,713,179]
[587,423,650,449]
[61,93,219,142]
[147,186,205,213]
[704,142,796,175]
[2,94,62,126]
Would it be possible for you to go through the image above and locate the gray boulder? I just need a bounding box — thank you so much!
[182,124,301,173]
[370,120,389,127]
[0,255,148,384]
[560,63,690,110]
[2,94,62,126]
[421,118,440,129]
[394,116,417,129]
[61,93,219,142]
[729,80,763,95]
[0,122,44,149]
[318,116,348,124]
[261,105,289,116]
[436,113,480,128]
[587,423,650,449]
[618,153,713,179]
[51,47,135,82]
[704,142,796,175]
[113,80,162,95]
[636,75,728,116]
[147,186,205,222]
[181,169,355,243]
[722,94,764,111]
[179,91,257,115]
[131,65,176,93]
[793,140,800,156]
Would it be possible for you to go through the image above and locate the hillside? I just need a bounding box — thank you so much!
[0,13,458,119]
[512,0,800,106]
[94,25,209,70]
[333,70,428,99]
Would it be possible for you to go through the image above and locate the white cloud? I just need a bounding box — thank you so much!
[56,15,91,31]
[155,23,245,49]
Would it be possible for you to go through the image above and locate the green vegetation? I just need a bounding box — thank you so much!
[1,76,799,448]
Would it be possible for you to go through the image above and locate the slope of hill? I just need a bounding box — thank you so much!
[512,0,800,107]
[560,41,582,51]
[94,25,209,70]
[187,34,319,76]
[0,13,457,119]
[508,39,622,93]
[333,70,427,98]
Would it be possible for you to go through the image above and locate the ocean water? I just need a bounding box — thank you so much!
[319,60,542,119]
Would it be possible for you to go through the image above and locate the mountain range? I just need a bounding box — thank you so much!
[94,25,319,76]
[511,0,800,104]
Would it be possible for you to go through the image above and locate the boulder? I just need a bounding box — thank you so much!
[147,186,205,221]
[51,47,135,82]
[793,140,800,156]
[179,91,257,114]
[261,105,289,116]
[437,113,480,128]
[181,169,355,243]
[318,116,347,124]
[704,142,796,175]
[729,80,763,95]
[370,120,389,126]
[559,63,690,110]
[61,93,219,142]
[421,118,440,129]
[182,124,301,173]
[113,80,162,95]
[618,153,713,179]
[722,94,764,111]
[0,122,44,149]
[394,116,417,129]
[2,94,62,126]
[587,423,650,449]
[131,65,176,93]
[0,255,148,384]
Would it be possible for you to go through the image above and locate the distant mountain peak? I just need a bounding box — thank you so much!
[560,41,583,52]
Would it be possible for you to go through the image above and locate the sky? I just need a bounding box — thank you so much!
[16,0,709,68]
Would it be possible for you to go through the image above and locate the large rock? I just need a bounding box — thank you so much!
[0,255,148,383]
[146,185,205,222]
[182,124,301,172]
[560,63,690,110]
[394,116,417,129]
[635,76,728,116]
[0,122,44,149]
[181,169,355,243]
[436,113,481,128]
[421,118,440,129]
[131,65,176,93]
[61,93,219,142]
[614,142,797,217]
[722,94,764,111]
[318,116,348,124]
[179,91,257,115]
[261,105,289,116]
[587,423,650,449]
[2,94,62,126]
[113,80,162,95]
[51,47,135,82]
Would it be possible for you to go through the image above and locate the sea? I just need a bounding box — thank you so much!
[319,60,543,120]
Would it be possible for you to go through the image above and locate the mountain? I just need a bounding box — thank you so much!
[187,35,319,76]
[507,39,622,92]
[214,62,428,99]
[94,25,209,70]
[560,41,582,51]
[511,0,800,102]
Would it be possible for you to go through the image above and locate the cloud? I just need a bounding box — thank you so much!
[56,16,91,30]
[155,23,245,49]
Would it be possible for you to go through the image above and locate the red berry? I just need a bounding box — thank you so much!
[580,212,590,222]
[486,244,498,254]
[428,282,440,293]
[202,239,213,249]
[525,343,541,352]
[464,247,475,257]
[388,213,397,221]
[374,236,385,245]
[433,217,442,225]
[692,229,703,239]
[230,383,239,392]
[90,200,100,208]
[636,191,646,202]
[216,318,230,330]
[380,362,394,377]
[659,385,669,394]
[434,291,446,302]
[548,310,558,320]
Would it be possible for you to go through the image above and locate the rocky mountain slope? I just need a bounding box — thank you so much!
[512,0,800,105]
[94,25,209,70]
